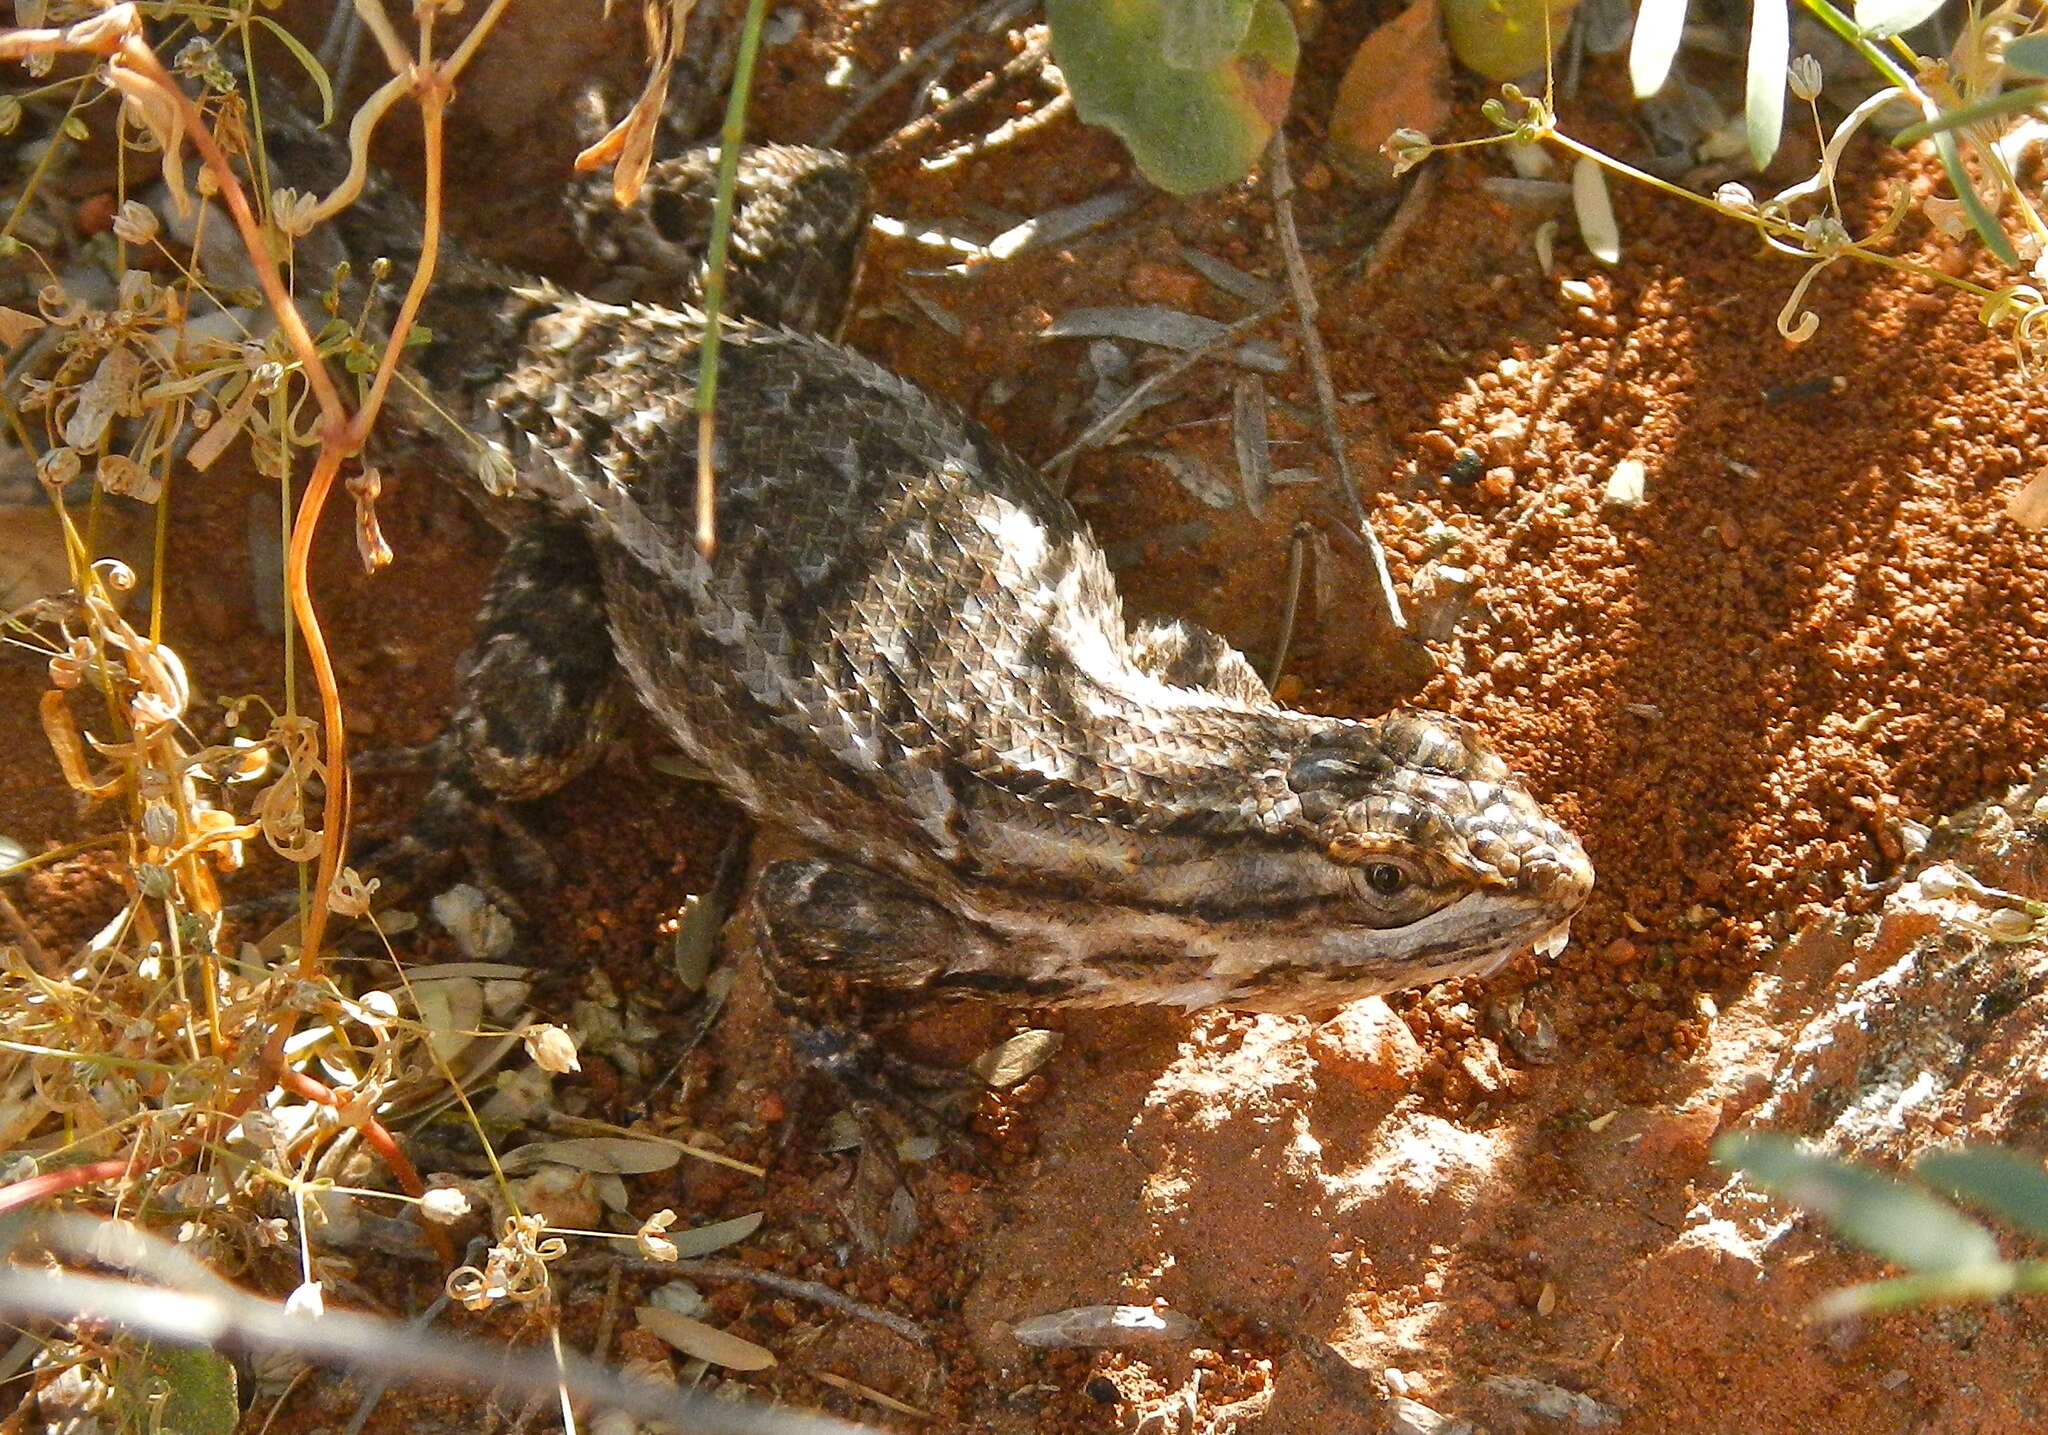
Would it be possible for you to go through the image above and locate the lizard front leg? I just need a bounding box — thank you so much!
[748,854,990,1100]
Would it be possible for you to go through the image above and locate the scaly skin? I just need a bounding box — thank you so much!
[336,139,1592,1017]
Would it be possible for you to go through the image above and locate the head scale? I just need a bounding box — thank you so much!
[1262,709,1593,998]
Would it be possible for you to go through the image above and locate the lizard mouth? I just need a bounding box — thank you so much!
[1192,893,1583,1014]
[1529,917,1575,961]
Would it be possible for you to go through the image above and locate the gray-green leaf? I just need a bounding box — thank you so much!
[2006,33,2048,77]
[1161,0,1257,69]
[1852,0,1945,39]
[1918,1147,2048,1238]
[1744,0,1788,169]
[1629,0,1689,97]
[1716,1132,2002,1273]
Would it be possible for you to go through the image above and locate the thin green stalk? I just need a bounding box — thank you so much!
[1543,127,1999,302]
[1794,0,2018,264]
[693,0,772,558]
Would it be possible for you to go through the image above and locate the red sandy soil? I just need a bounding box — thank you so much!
[4,2,2048,1432]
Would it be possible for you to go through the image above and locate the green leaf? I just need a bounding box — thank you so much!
[1629,0,1689,98]
[252,16,336,126]
[1852,0,1945,39]
[1444,0,1581,83]
[1892,85,2048,145]
[1048,0,1299,194]
[127,1343,240,1435]
[2006,34,2048,78]
[1715,1132,2003,1273]
[1918,1147,2048,1238]
[1161,0,1257,69]
[1930,126,2020,266]
[1744,0,1788,169]
[1809,1267,2021,1320]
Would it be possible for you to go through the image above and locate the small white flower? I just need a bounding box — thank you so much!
[116,268,158,313]
[1982,907,2038,941]
[284,1280,325,1318]
[1381,127,1434,178]
[249,359,288,396]
[237,1110,280,1150]
[270,186,321,239]
[1714,182,1757,216]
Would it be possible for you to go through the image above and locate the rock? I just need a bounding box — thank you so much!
[1309,998,1426,1092]
[1388,1395,1472,1435]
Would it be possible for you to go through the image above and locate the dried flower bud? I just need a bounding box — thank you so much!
[270,186,320,239]
[349,467,393,573]
[1788,54,1823,102]
[98,452,161,503]
[36,445,81,490]
[112,199,159,245]
[523,1023,582,1074]
[141,800,179,846]
[328,865,380,918]
[636,1209,680,1262]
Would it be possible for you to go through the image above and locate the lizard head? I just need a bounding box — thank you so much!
[1238,708,1594,1009]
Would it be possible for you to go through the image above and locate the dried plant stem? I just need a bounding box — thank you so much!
[1264,134,1405,633]
[275,1067,451,1262]
[0,0,506,1226]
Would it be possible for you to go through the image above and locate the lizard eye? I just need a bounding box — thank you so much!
[1364,862,1409,896]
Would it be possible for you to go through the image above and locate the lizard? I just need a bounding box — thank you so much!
[270,105,1594,1051]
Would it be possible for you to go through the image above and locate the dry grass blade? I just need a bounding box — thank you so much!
[811,1370,933,1419]
[1231,375,1271,517]
[0,1216,877,1434]
[635,1306,777,1371]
